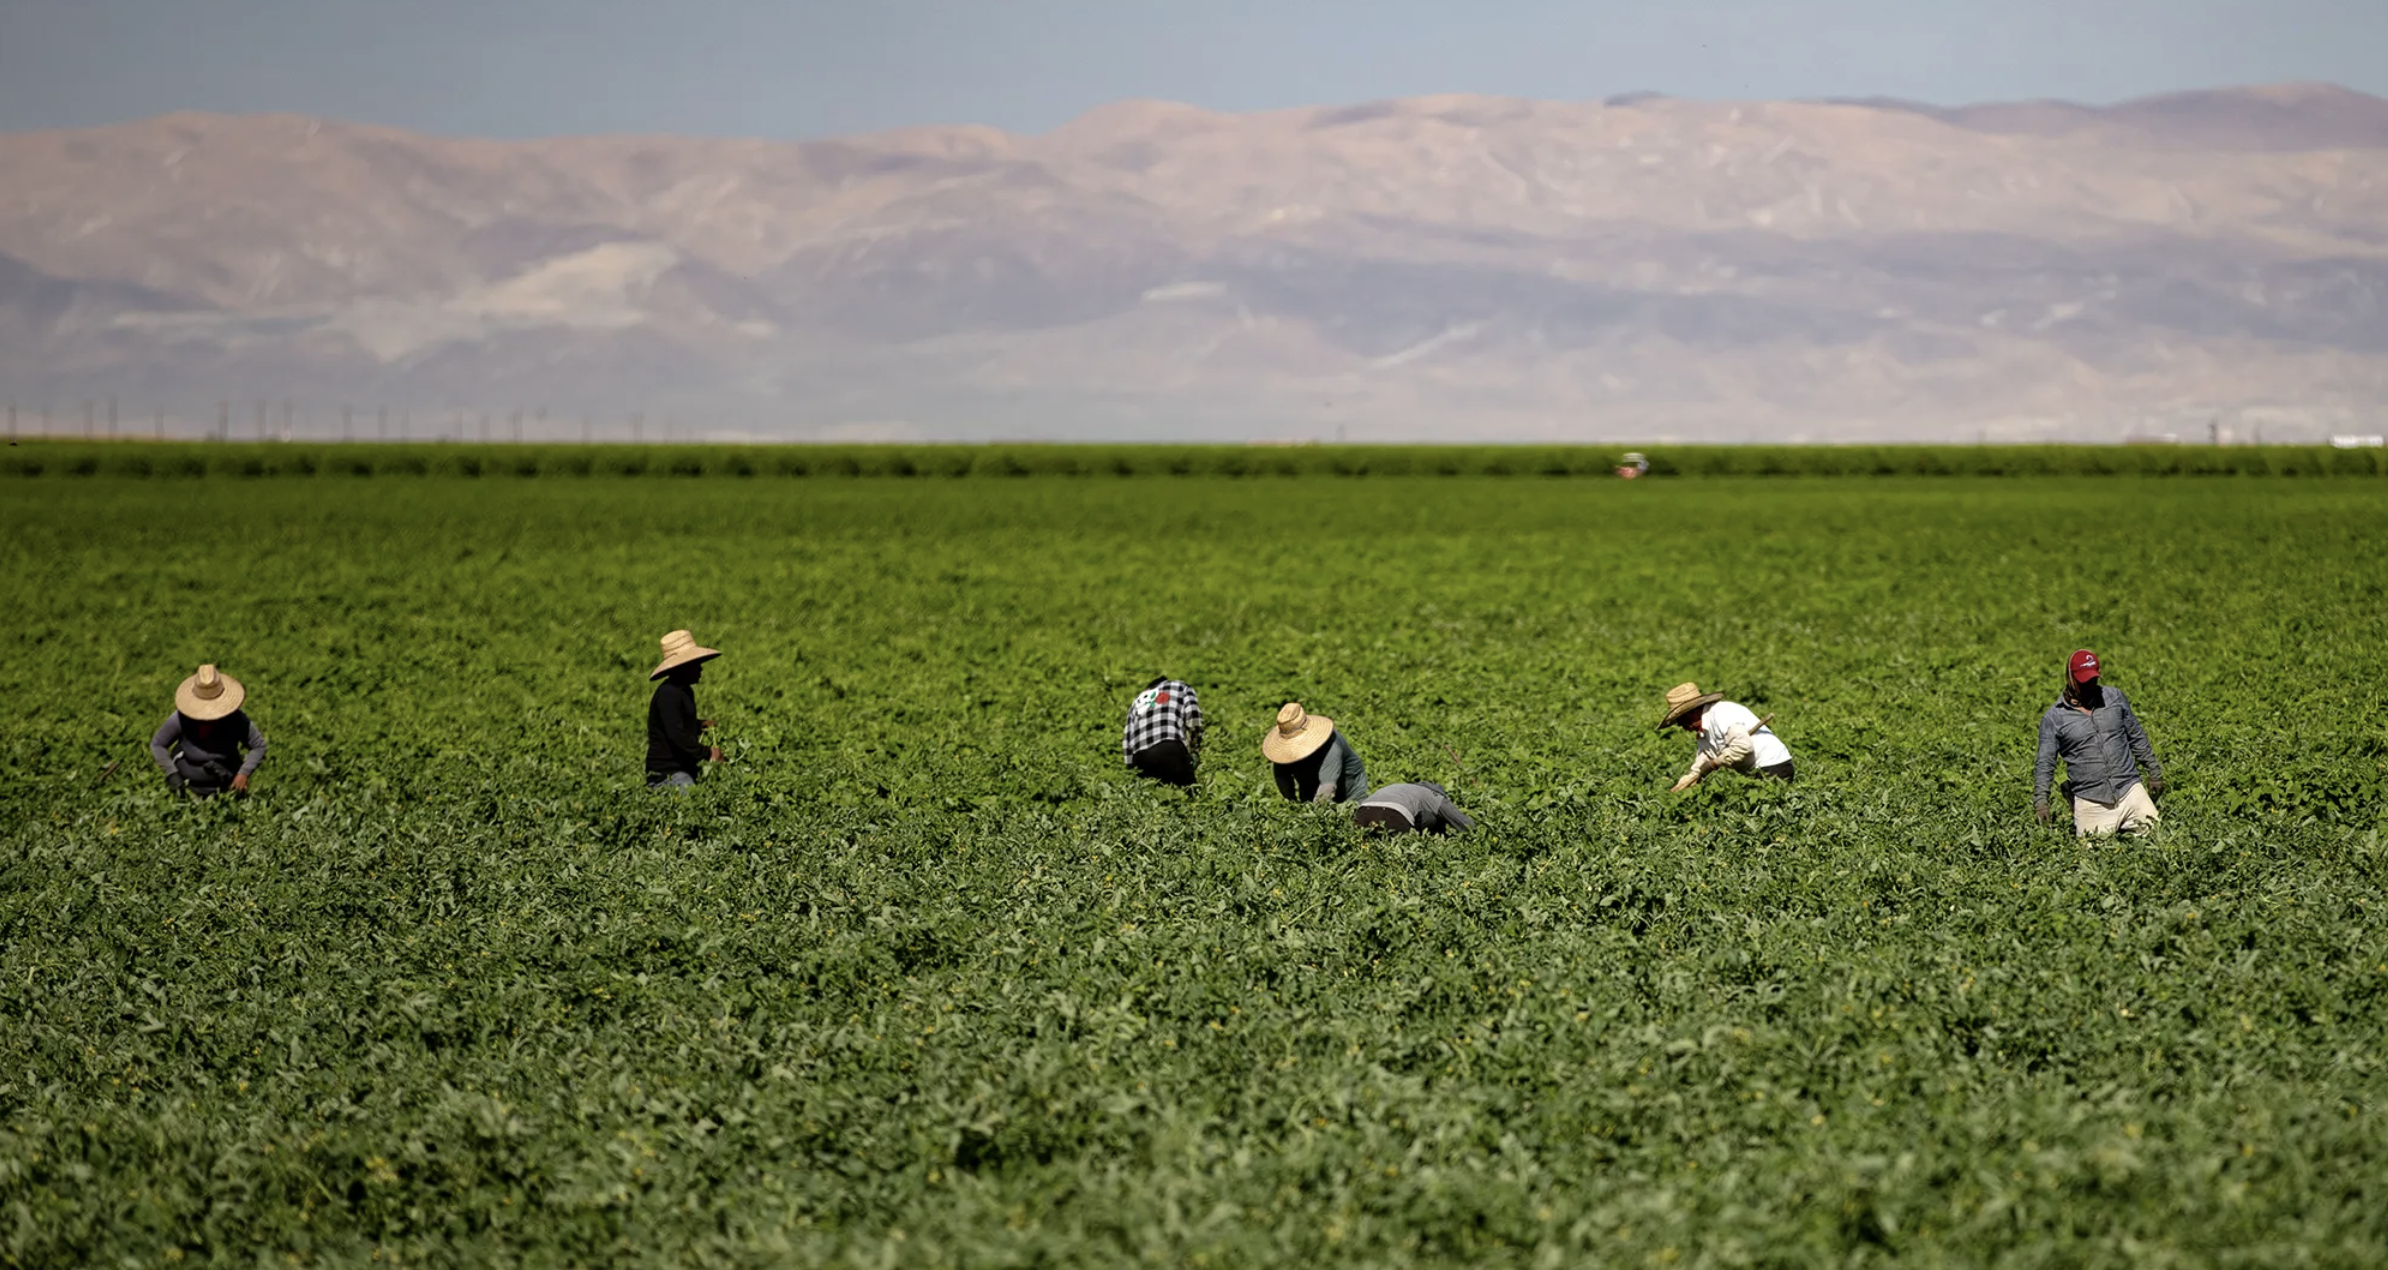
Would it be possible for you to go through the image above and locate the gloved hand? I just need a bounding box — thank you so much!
[2034,802,2051,825]
[2146,776,2164,798]
[1313,784,1338,804]
[166,772,187,793]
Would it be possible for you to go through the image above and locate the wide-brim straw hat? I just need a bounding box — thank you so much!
[175,664,245,720]
[1262,701,1335,764]
[1654,681,1725,730]
[649,629,722,680]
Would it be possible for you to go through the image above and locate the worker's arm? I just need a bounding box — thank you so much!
[1185,688,1204,755]
[1311,735,1347,802]
[149,713,181,774]
[659,688,710,764]
[2032,710,2061,812]
[1434,793,1475,832]
[236,717,269,777]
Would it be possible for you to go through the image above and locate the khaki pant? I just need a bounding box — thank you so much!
[2074,783,2159,837]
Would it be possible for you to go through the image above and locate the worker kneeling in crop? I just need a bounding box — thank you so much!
[1659,682,1793,791]
[150,663,267,797]
[1352,781,1474,835]
[646,629,725,790]
[2033,648,2162,836]
[1263,702,1369,803]
[1123,676,1204,787]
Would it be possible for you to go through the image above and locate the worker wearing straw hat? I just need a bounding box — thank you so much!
[1657,682,1792,791]
[149,664,267,797]
[1263,702,1369,803]
[646,629,724,789]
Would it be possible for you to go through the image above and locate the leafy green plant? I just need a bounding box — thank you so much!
[2,475,2383,1267]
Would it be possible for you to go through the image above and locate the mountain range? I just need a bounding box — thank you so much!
[3,83,2385,442]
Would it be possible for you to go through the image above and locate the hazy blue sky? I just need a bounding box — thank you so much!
[3,0,2382,139]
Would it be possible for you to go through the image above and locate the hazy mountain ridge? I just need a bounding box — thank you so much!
[3,84,2384,441]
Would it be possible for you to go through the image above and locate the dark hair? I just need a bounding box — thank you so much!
[1146,676,1169,689]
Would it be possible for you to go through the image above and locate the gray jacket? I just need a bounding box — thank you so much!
[1273,731,1370,803]
[1355,782,1474,833]
[151,710,267,787]
[2034,684,2160,807]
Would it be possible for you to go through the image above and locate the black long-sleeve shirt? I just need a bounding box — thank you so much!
[646,681,707,778]
[150,710,267,785]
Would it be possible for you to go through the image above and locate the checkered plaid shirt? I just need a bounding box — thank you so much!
[1122,680,1203,763]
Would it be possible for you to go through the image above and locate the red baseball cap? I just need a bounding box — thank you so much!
[2068,649,2101,683]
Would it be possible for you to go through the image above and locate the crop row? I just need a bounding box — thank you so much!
[5,440,2385,480]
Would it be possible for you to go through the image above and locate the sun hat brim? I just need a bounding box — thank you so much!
[1654,691,1725,731]
[649,646,721,680]
[1262,714,1334,764]
[175,672,246,721]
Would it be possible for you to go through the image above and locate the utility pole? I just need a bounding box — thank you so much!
[218,402,229,442]
[281,399,293,442]
[107,396,117,440]
[510,409,522,444]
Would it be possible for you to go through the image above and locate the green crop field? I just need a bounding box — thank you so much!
[4,464,2386,1267]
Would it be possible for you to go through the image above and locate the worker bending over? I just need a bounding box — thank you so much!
[1658,682,1793,791]
[1123,676,1204,787]
[150,663,267,797]
[1264,702,1369,803]
[1352,781,1474,835]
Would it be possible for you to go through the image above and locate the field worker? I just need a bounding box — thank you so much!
[1352,781,1474,835]
[646,629,725,790]
[149,664,267,797]
[1658,682,1793,791]
[2034,648,2164,836]
[1123,676,1204,787]
[1263,702,1370,803]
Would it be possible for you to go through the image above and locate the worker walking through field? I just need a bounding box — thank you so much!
[1659,682,1793,790]
[1123,676,1204,787]
[1352,781,1474,835]
[1264,702,1369,803]
[2034,648,2163,836]
[149,663,267,798]
[647,629,725,790]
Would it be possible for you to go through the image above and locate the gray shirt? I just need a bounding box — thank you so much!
[151,710,268,785]
[1355,781,1474,833]
[2034,685,2160,807]
[1273,731,1370,803]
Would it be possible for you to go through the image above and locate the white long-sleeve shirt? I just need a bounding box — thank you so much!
[1686,702,1791,780]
